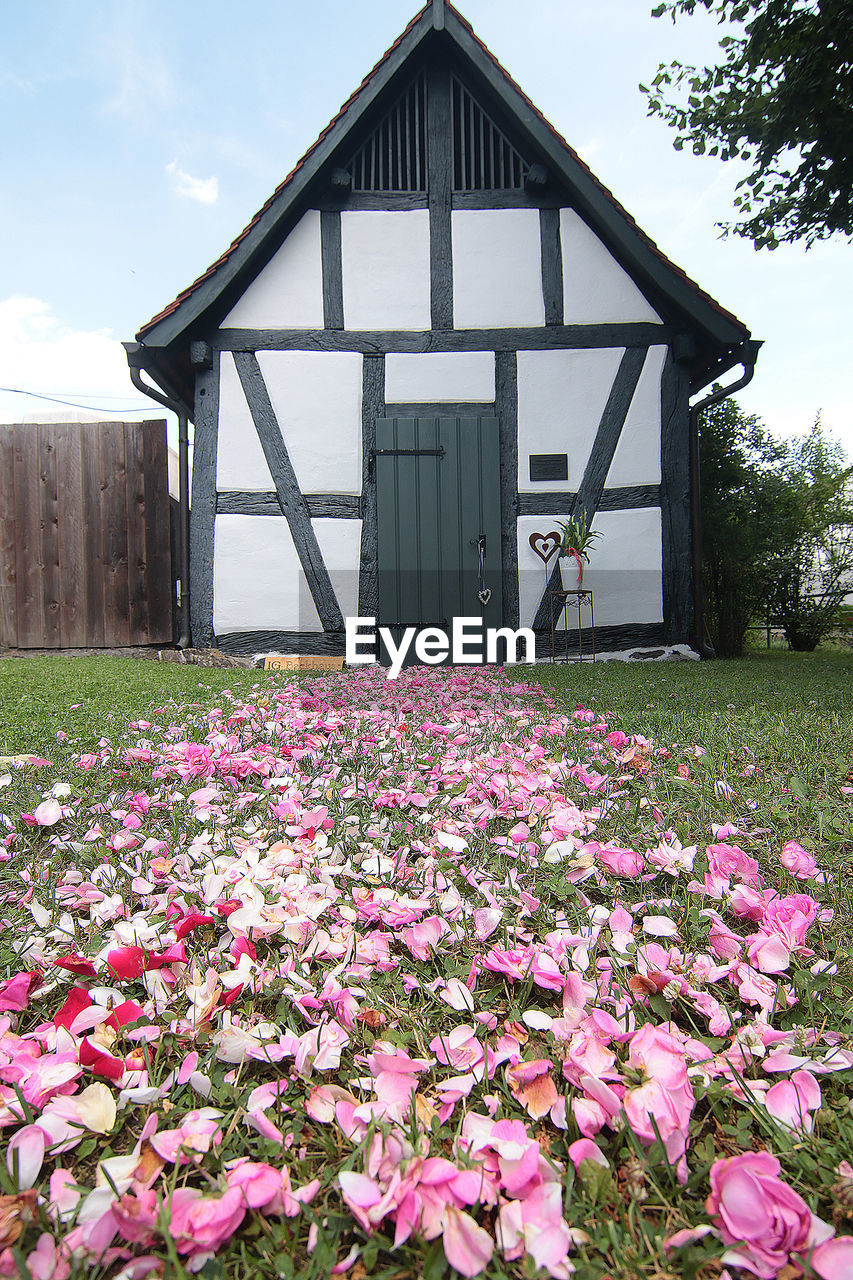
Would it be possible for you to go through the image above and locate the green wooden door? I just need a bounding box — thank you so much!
[375,415,503,644]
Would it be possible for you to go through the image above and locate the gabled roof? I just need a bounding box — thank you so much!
[136,0,751,381]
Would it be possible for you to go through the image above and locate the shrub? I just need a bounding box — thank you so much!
[700,403,852,658]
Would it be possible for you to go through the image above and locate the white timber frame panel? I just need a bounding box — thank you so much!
[517,508,663,632]
[585,508,664,627]
[560,208,663,325]
[516,347,625,491]
[220,211,325,330]
[256,351,363,494]
[606,345,666,488]
[216,352,276,491]
[213,514,323,634]
[341,210,431,330]
[312,518,363,621]
[385,352,496,403]
[452,209,545,329]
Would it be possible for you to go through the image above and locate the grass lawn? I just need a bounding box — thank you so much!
[0,650,851,1278]
[2,649,851,768]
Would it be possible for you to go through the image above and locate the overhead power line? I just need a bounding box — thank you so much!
[0,387,167,414]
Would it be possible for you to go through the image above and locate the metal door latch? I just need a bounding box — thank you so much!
[370,447,445,457]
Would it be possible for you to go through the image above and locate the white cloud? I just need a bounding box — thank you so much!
[0,297,152,423]
[104,54,175,117]
[575,136,604,162]
[95,5,177,119]
[166,160,219,204]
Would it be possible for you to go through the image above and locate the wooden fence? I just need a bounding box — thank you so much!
[0,420,173,648]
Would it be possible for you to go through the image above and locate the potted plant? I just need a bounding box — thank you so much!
[556,510,602,588]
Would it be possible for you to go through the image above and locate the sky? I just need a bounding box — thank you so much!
[1,0,851,461]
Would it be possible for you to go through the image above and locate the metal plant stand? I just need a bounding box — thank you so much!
[527,531,596,665]
[549,587,595,663]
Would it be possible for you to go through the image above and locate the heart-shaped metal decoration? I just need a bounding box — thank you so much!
[529,531,562,564]
[478,588,492,605]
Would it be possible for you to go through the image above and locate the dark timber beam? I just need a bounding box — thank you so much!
[532,346,648,631]
[495,350,520,629]
[452,191,562,209]
[575,347,648,513]
[189,356,219,648]
[315,192,566,212]
[358,355,385,616]
[384,401,495,417]
[660,350,691,643]
[218,630,347,657]
[533,620,666,659]
[317,193,429,212]
[233,352,344,632]
[217,491,361,518]
[214,620,668,659]
[320,210,344,330]
[539,207,563,327]
[517,485,660,515]
[215,323,668,354]
[427,63,453,330]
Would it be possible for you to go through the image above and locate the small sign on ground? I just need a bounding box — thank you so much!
[263,655,344,671]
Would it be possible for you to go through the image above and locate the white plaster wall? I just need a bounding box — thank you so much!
[341,210,430,330]
[220,212,324,330]
[215,352,273,491]
[606,345,665,487]
[517,509,662,632]
[213,515,322,634]
[312,518,362,621]
[256,351,362,493]
[560,209,662,325]
[452,209,545,329]
[517,348,624,491]
[384,352,495,403]
[583,509,663,626]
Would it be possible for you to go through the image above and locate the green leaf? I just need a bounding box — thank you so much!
[424,1238,449,1280]
[362,1240,379,1272]
[198,1261,224,1280]
[789,776,808,800]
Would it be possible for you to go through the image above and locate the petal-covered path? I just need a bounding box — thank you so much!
[0,668,850,1278]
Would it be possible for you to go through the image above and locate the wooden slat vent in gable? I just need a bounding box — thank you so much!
[346,72,530,194]
[451,75,529,191]
[349,73,428,192]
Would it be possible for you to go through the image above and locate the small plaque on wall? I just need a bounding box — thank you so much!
[529,453,568,482]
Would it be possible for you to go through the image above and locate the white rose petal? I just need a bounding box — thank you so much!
[642,915,679,938]
[522,1010,553,1031]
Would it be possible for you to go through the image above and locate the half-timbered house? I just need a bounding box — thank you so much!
[129,0,758,660]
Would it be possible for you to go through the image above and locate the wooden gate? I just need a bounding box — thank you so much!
[0,420,173,648]
[375,414,503,638]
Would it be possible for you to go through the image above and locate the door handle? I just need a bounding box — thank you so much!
[475,533,491,605]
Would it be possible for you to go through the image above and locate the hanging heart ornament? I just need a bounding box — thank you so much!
[478,588,492,606]
[528,531,562,564]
